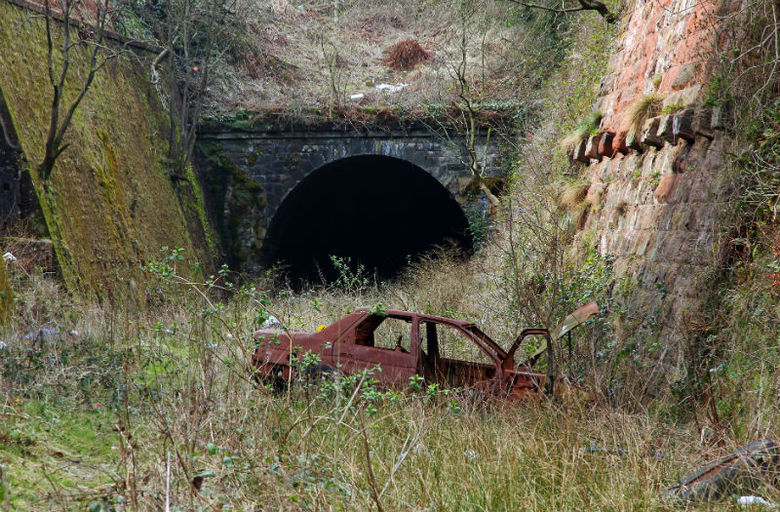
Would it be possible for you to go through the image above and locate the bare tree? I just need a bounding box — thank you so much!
[147,0,238,177]
[451,9,501,210]
[429,0,506,211]
[39,0,125,181]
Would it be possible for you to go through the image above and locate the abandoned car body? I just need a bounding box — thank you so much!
[252,303,599,398]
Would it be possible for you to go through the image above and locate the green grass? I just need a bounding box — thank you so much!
[1,400,118,510]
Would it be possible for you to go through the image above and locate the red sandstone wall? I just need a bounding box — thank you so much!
[598,0,721,129]
[574,0,731,340]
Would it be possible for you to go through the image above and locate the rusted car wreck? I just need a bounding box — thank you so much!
[253,302,598,399]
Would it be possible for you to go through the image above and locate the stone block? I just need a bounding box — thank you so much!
[670,172,692,204]
[574,139,589,163]
[597,159,614,182]
[657,115,675,143]
[654,174,682,203]
[586,181,605,205]
[612,130,630,154]
[693,107,714,139]
[626,128,645,152]
[664,84,702,109]
[711,103,733,130]
[672,141,693,173]
[634,230,652,256]
[671,62,697,89]
[673,109,696,142]
[598,131,615,158]
[641,117,664,148]
[585,133,603,161]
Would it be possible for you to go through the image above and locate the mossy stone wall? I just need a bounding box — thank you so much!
[0,256,13,322]
[0,1,217,302]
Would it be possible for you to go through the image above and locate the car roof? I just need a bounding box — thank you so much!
[353,307,477,329]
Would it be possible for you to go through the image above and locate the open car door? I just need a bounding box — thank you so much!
[505,302,599,395]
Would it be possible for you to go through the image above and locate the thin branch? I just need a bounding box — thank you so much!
[503,0,616,22]
[358,417,384,512]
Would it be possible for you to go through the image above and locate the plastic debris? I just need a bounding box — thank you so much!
[375,83,409,94]
[260,315,282,328]
[2,252,15,262]
[24,328,60,341]
[737,496,775,508]
[23,328,80,341]
[463,449,477,460]
[586,445,628,455]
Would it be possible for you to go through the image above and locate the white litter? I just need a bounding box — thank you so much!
[737,496,775,508]
[349,93,365,102]
[260,315,282,328]
[375,83,408,93]
[3,252,16,262]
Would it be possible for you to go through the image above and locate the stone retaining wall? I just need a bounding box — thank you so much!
[569,0,732,341]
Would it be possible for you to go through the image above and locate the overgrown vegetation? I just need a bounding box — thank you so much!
[621,93,665,137]
[1,0,779,508]
[678,0,780,440]
[1,247,777,510]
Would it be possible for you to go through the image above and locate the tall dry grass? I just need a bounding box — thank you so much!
[1,255,778,511]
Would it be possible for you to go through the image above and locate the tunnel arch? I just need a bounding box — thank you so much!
[262,155,472,284]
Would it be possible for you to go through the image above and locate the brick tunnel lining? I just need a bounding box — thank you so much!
[262,155,472,284]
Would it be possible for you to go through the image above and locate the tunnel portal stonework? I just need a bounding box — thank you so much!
[196,122,503,274]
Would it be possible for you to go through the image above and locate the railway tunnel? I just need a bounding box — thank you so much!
[261,155,473,284]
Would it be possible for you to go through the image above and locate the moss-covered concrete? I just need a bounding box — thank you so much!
[0,2,216,302]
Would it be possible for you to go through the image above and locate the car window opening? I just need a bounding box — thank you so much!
[354,315,412,352]
[419,321,496,387]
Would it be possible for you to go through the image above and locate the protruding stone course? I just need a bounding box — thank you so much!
[657,114,675,143]
[626,129,644,152]
[673,109,696,142]
[584,133,603,161]
[564,105,730,161]
[573,139,590,163]
[598,131,615,158]
[641,117,664,148]
[711,103,733,131]
[613,131,629,155]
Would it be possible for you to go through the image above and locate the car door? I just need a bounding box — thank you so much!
[349,313,418,385]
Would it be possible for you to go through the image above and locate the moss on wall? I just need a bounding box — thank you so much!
[195,141,266,271]
[0,2,216,302]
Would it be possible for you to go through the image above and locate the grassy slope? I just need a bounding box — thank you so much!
[201,0,549,115]
[0,1,217,302]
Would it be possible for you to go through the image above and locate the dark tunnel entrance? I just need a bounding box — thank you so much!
[262,155,472,284]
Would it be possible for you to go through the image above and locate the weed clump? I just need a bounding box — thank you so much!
[382,39,431,71]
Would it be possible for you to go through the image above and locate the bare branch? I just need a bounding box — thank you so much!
[38,0,130,181]
[503,0,617,22]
